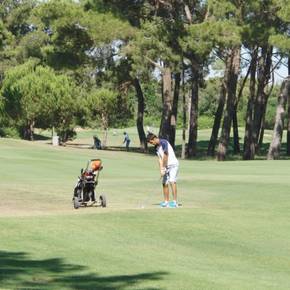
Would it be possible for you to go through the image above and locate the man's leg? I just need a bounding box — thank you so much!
[170,182,177,201]
[168,165,178,207]
[163,184,170,202]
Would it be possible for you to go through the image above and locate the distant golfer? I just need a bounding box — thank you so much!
[146,133,179,208]
[123,132,131,151]
[93,135,102,149]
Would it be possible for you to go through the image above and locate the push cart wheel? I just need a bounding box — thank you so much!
[99,194,107,207]
[73,197,80,209]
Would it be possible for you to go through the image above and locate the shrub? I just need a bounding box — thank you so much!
[0,127,21,138]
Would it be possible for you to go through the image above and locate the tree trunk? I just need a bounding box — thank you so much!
[207,79,226,156]
[287,92,290,155]
[101,113,108,148]
[258,119,265,150]
[233,63,252,155]
[169,72,180,148]
[232,106,240,154]
[181,66,186,159]
[243,48,258,160]
[267,77,290,160]
[23,120,34,141]
[217,46,241,161]
[133,78,147,152]
[187,64,199,157]
[287,56,290,155]
[253,45,273,152]
[258,90,272,150]
[159,67,172,141]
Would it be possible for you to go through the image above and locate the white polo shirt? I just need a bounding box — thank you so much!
[156,139,179,167]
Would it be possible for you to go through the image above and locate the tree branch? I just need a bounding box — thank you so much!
[145,56,164,72]
[184,4,192,24]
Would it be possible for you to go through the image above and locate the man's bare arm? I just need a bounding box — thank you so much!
[162,153,168,168]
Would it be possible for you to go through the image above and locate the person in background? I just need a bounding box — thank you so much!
[93,135,102,149]
[123,132,131,151]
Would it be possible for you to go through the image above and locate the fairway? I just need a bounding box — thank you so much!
[1,137,290,289]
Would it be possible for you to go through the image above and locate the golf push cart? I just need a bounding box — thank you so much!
[72,159,107,209]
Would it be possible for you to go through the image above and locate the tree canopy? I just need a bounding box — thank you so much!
[0,0,290,159]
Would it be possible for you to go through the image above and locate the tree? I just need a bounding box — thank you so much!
[128,17,179,144]
[133,78,147,151]
[32,0,134,70]
[86,88,119,147]
[217,45,241,161]
[207,76,226,156]
[204,0,243,160]
[0,0,34,85]
[242,0,284,159]
[1,60,79,141]
[179,2,210,157]
[85,0,150,151]
[270,0,290,155]
[267,77,290,159]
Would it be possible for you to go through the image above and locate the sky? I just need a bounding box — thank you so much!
[209,51,289,85]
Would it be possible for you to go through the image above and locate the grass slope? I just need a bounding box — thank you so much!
[0,138,290,289]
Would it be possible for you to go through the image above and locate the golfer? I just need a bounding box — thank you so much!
[146,133,179,208]
[123,132,131,151]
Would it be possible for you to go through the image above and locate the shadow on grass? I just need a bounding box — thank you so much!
[0,250,167,290]
[33,133,51,141]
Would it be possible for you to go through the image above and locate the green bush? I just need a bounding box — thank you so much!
[144,116,160,128]
[57,127,77,144]
[199,115,214,129]
[264,96,277,129]
[0,127,21,138]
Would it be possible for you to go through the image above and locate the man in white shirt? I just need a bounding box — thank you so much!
[147,133,179,208]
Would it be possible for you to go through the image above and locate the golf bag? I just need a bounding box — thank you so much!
[72,159,106,209]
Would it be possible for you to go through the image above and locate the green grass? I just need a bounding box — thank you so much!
[1,137,290,289]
